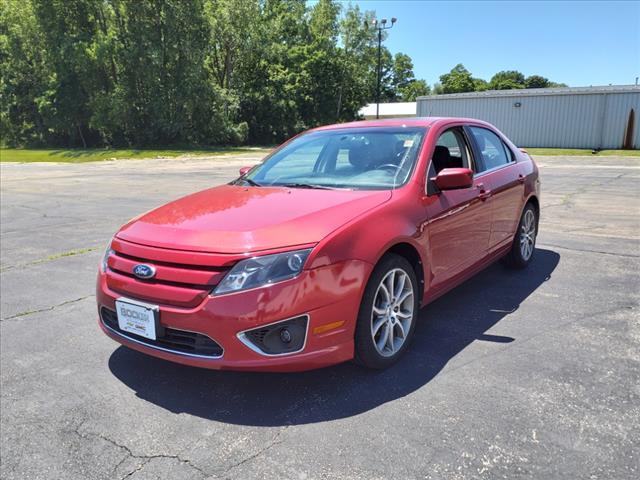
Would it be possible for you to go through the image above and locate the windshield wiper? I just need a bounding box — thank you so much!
[242,178,262,187]
[280,183,335,190]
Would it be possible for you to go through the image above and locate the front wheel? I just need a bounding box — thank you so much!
[504,203,538,269]
[354,254,419,369]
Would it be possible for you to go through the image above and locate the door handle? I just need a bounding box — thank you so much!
[477,183,492,201]
[517,174,526,184]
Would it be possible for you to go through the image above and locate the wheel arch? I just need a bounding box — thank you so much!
[526,194,539,214]
[379,241,426,304]
[524,194,540,228]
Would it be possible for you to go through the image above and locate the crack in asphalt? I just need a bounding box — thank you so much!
[1,295,95,321]
[541,173,628,210]
[70,422,208,480]
[209,427,288,479]
[68,422,289,479]
[120,459,151,479]
[66,417,291,479]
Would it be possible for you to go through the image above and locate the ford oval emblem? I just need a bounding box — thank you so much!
[133,264,156,279]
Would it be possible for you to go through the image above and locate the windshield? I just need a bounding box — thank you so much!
[242,127,427,190]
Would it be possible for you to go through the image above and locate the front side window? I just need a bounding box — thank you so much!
[469,127,513,172]
[431,128,473,173]
[242,127,427,190]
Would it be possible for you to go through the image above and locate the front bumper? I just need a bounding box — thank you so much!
[97,260,372,372]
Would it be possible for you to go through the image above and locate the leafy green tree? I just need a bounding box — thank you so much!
[492,79,524,90]
[335,5,378,119]
[112,0,233,145]
[524,75,550,89]
[203,0,263,142]
[399,80,430,101]
[0,0,50,145]
[473,78,489,91]
[0,0,443,147]
[309,0,339,45]
[204,0,260,91]
[389,53,413,98]
[386,53,428,100]
[489,70,525,90]
[235,0,311,142]
[297,0,343,125]
[31,0,110,147]
[439,64,475,93]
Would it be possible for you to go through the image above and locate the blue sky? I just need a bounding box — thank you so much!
[346,0,640,87]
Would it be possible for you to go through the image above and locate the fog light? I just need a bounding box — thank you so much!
[280,328,292,343]
[239,315,308,355]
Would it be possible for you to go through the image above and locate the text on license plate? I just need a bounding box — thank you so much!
[115,299,158,340]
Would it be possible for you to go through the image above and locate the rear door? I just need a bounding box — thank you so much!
[467,126,525,250]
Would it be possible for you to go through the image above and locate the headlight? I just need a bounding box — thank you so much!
[101,240,114,273]
[214,249,312,295]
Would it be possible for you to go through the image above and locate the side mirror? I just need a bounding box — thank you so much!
[431,167,473,191]
[239,166,252,176]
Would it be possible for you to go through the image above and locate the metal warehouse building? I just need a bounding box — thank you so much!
[417,85,639,149]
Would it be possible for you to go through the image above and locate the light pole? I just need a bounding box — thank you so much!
[371,17,396,119]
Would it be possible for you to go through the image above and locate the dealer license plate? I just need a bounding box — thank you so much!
[115,298,158,340]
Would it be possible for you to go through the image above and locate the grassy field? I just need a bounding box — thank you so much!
[2,146,638,163]
[0,147,272,163]
[524,148,640,157]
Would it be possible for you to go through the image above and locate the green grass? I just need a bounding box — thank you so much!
[0,246,100,272]
[0,146,272,163]
[4,146,637,163]
[525,148,640,157]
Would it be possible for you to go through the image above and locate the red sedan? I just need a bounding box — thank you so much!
[97,117,540,371]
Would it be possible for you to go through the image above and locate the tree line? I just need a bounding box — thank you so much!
[0,0,566,148]
[435,64,567,94]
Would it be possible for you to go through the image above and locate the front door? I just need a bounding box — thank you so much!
[424,128,492,288]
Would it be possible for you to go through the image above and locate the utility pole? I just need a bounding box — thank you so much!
[370,17,397,119]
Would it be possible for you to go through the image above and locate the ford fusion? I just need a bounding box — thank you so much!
[97,118,540,371]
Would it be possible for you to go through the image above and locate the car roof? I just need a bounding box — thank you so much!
[311,117,489,131]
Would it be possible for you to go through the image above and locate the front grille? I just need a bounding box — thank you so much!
[105,246,231,308]
[101,307,223,358]
[110,250,228,288]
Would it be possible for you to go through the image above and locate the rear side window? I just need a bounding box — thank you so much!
[469,127,513,172]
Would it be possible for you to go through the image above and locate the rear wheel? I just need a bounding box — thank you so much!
[504,203,538,269]
[354,254,419,369]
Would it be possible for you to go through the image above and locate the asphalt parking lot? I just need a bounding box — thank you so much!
[1,153,639,479]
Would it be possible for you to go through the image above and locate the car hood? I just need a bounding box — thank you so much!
[116,185,391,254]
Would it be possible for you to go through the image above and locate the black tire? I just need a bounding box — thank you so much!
[354,253,419,369]
[503,203,538,269]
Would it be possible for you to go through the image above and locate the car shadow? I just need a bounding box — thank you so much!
[108,248,560,426]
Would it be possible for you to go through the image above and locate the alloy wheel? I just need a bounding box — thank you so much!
[370,268,415,357]
[520,209,536,261]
